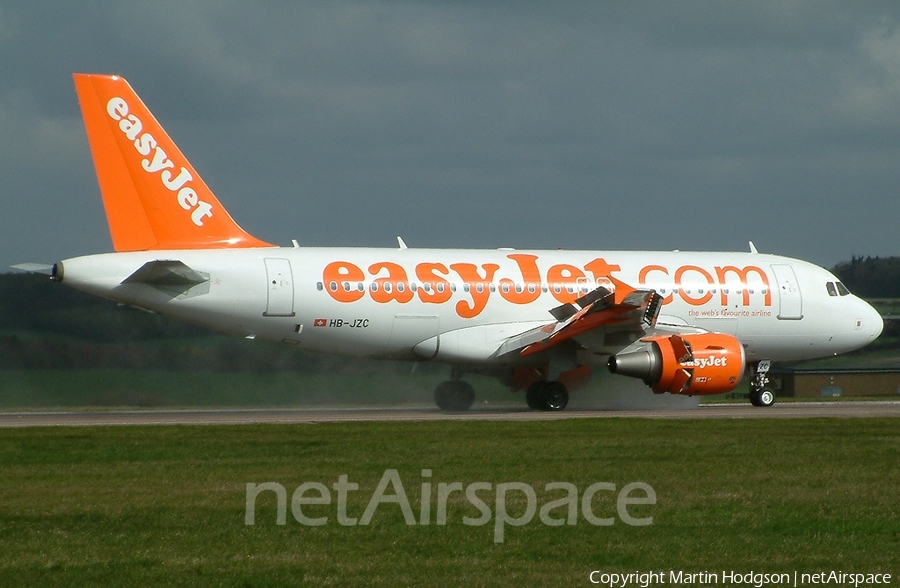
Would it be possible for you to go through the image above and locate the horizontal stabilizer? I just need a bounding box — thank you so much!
[122,260,207,287]
[11,263,54,275]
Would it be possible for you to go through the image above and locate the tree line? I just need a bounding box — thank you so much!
[830,256,900,298]
[0,273,383,373]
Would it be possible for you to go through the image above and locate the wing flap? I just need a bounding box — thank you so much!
[518,287,662,357]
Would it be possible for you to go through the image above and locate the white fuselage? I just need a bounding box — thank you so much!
[57,247,883,367]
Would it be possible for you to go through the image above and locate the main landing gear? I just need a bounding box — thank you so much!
[525,380,569,411]
[434,379,475,412]
[748,360,776,407]
[433,375,570,412]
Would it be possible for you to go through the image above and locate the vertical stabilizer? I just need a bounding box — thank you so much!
[73,73,274,251]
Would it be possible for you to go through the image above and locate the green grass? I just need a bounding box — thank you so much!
[0,419,897,586]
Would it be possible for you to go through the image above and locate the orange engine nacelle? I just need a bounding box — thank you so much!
[607,333,745,395]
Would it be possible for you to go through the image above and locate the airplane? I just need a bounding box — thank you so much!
[15,74,884,411]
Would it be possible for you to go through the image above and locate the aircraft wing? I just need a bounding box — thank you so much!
[496,286,664,358]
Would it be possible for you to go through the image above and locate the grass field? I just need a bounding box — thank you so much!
[0,418,897,587]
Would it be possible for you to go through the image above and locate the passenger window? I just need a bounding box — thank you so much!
[836,282,850,296]
[826,282,837,297]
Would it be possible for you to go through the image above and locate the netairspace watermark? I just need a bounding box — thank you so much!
[244,469,656,543]
[588,570,893,587]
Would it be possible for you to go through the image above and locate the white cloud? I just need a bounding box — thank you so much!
[847,25,900,123]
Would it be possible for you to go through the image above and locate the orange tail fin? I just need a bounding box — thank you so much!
[73,73,274,251]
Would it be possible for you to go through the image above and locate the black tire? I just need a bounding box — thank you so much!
[435,381,454,410]
[541,381,569,411]
[526,381,546,410]
[434,380,475,411]
[749,387,776,407]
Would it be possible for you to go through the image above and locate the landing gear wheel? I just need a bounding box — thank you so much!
[526,381,545,410]
[756,387,776,407]
[749,387,776,407]
[434,380,475,411]
[525,381,569,411]
[542,382,569,411]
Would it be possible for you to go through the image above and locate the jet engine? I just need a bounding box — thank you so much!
[607,333,745,395]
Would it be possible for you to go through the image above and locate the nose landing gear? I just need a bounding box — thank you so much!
[748,360,776,407]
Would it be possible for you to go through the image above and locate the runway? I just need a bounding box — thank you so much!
[1,401,899,427]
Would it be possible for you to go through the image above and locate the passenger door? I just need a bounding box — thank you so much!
[771,264,802,320]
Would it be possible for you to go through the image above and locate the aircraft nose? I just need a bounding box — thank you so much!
[857,298,883,341]
[868,303,884,339]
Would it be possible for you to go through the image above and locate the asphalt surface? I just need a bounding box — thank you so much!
[0,401,899,427]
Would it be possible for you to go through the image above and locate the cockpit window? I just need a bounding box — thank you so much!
[836,282,850,296]
[826,282,838,297]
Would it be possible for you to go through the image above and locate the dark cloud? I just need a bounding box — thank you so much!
[2,1,900,271]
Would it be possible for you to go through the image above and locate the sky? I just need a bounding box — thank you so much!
[2,1,900,271]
